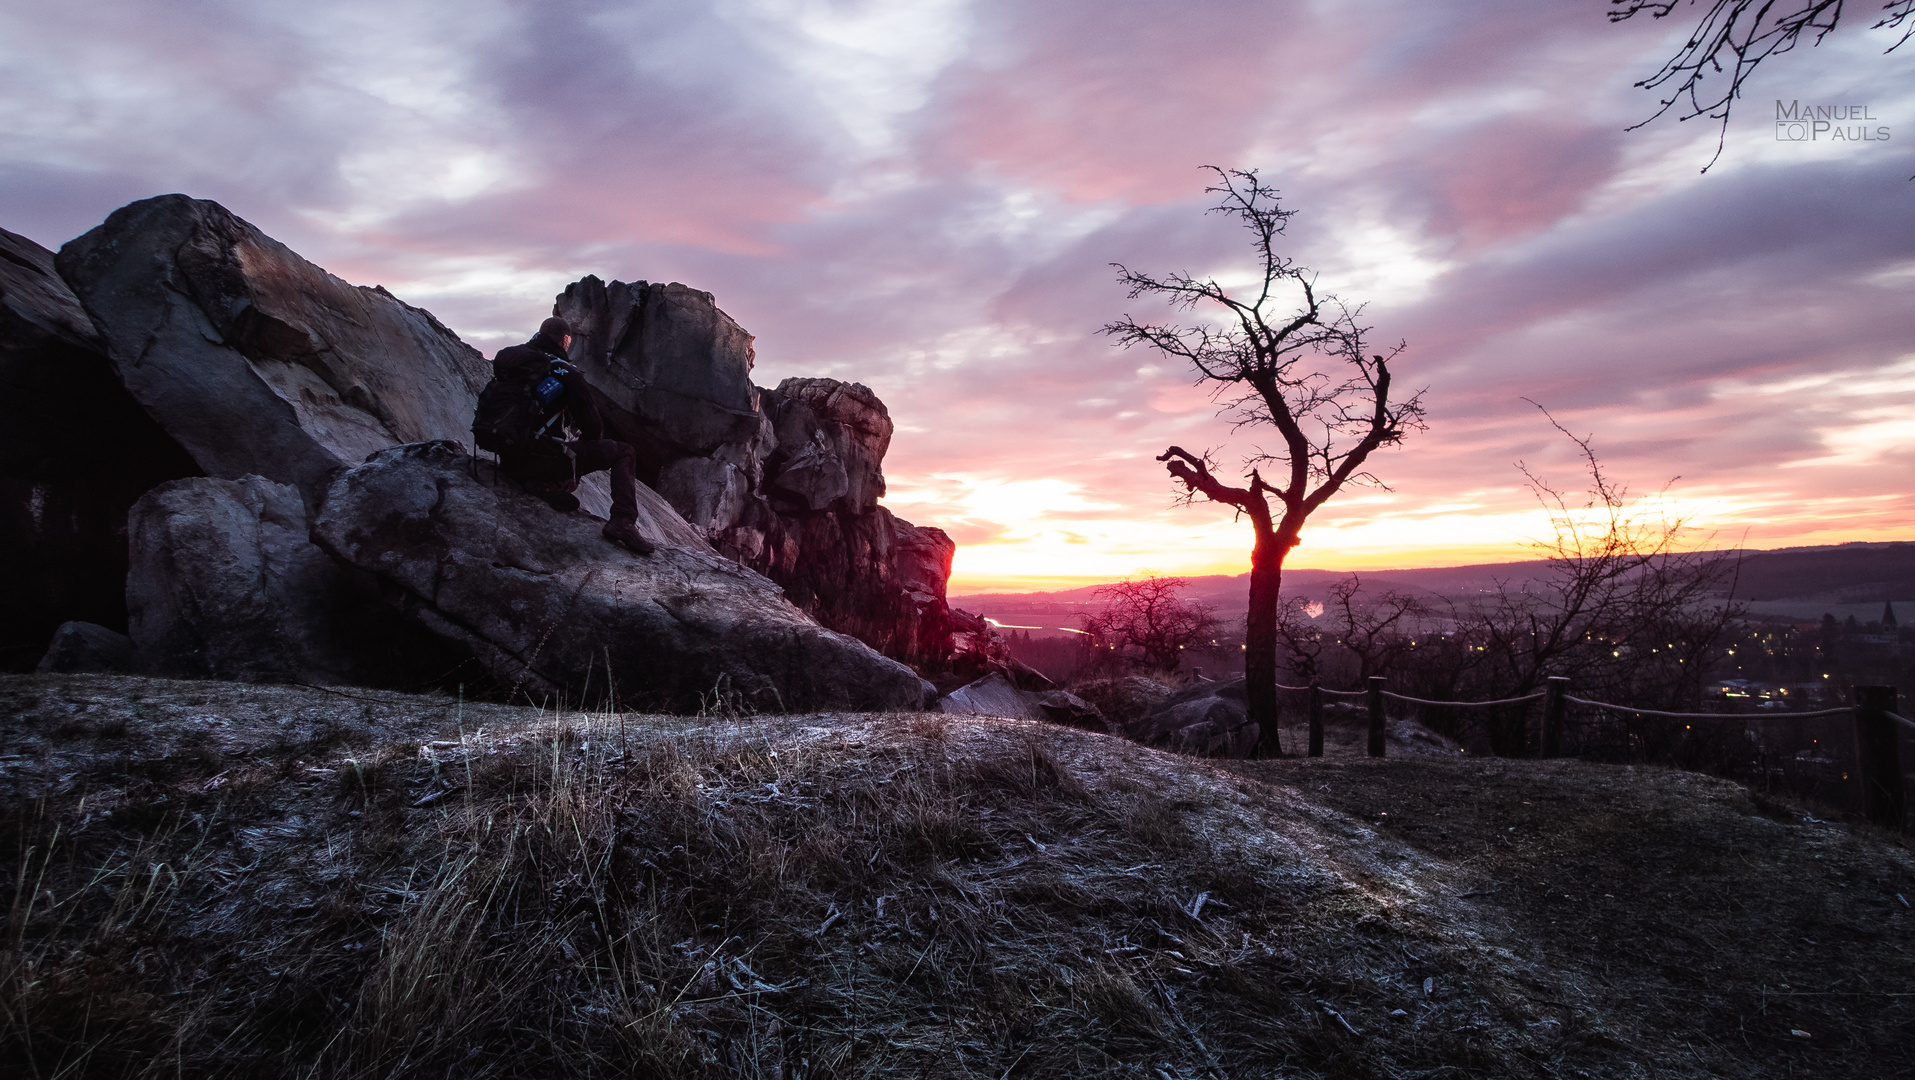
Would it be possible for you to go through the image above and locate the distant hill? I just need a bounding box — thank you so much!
[1722,542,1915,602]
[951,542,1915,633]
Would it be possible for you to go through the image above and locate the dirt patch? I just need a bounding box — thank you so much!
[3,674,1911,1078]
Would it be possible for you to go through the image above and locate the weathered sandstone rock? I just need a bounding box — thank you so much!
[56,195,491,506]
[553,277,772,533]
[125,474,469,684]
[761,378,890,514]
[310,442,932,713]
[13,196,962,685]
[552,276,957,669]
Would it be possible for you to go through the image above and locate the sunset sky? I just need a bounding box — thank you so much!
[4,0,1911,592]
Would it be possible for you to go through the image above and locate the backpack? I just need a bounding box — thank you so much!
[472,364,569,455]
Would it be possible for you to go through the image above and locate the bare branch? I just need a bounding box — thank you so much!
[1608,0,1915,171]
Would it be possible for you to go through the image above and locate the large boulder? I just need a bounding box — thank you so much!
[0,226,199,665]
[761,378,890,515]
[552,276,958,670]
[1030,689,1109,733]
[939,670,1045,722]
[55,195,491,506]
[1133,678,1260,758]
[310,441,932,713]
[553,277,773,534]
[1074,675,1177,733]
[126,475,471,685]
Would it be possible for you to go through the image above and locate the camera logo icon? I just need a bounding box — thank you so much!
[1776,121,1812,141]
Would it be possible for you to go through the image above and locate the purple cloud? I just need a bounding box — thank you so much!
[3,0,1910,588]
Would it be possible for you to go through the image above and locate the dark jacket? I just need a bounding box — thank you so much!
[491,332,605,442]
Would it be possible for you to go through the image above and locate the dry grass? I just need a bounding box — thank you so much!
[2,674,1911,1079]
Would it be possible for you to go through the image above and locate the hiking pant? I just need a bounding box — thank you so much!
[500,437,640,523]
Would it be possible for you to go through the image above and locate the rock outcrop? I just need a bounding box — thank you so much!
[56,195,492,506]
[0,226,198,666]
[554,277,958,668]
[311,442,932,713]
[5,196,967,703]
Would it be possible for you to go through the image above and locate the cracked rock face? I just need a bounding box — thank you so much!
[761,377,890,515]
[56,195,491,506]
[310,442,933,713]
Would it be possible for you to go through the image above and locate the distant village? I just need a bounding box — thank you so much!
[1712,601,1909,708]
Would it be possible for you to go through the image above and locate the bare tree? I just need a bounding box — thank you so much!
[1274,576,1433,687]
[1103,168,1426,755]
[1436,407,1748,754]
[1609,0,1914,170]
[1080,573,1219,673]
[1324,575,1433,684]
[1272,596,1331,686]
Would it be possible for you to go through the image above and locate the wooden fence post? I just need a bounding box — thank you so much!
[1367,676,1386,758]
[1852,685,1904,833]
[1308,682,1324,758]
[1541,677,1569,759]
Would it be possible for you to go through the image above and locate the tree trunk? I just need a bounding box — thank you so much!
[1246,521,1285,756]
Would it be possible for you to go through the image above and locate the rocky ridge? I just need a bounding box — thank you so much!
[0,196,969,714]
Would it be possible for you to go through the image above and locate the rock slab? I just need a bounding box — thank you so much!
[939,671,1046,722]
[311,441,931,713]
[938,671,1110,733]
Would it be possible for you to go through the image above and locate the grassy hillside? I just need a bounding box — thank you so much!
[3,675,1911,1078]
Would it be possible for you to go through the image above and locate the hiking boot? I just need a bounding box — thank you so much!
[603,519,656,556]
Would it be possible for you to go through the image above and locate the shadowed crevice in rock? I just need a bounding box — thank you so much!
[311,442,932,713]
[0,226,200,667]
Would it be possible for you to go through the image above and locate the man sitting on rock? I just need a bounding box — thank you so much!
[480,316,656,555]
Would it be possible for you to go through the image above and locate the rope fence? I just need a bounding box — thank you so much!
[1388,690,1545,709]
[1268,674,1907,832]
[1562,696,1855,722]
